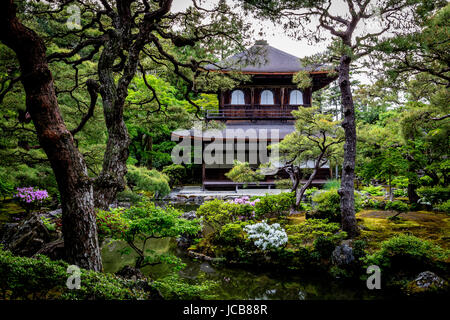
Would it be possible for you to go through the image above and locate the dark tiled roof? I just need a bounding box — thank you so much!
[205,41,329,73]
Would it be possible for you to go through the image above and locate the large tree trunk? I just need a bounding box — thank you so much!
[337,55,359,237]
[94,32,131,209]
[0,1,102,270]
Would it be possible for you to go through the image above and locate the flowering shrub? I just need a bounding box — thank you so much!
[229,196,260,207]
[14,187,49,213]
[244,221,288,251]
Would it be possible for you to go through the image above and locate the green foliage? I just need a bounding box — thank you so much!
[323,179,340,190]
[225,160,263,184]
[196,199,247,230]
[0,248,148,300]
[151,274,218,300]
[161,164,186,187]
[293,70,312,90]
[392,176,409,188]
[417,185,450,205]
[351,240,367,260]
[310,189,362,222]
[126,165,170,198]
[252,192,295,219]
[286,219,344,246]
[40,216,56,232]
[97,201,201,269]
[436,200,450,213]
[274,179,292,189]
[116,189,144,205]
[362,198,387,210]
[363,234,449,275]
[313,236,338,260]
[216,221,249,245]
[385,200,409,213]
[361,185,385,196]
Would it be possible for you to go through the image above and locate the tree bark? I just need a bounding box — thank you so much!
[337,55,359,237]
[94,30,131,209]
[0,1,102,270]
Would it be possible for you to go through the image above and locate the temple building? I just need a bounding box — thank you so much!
[172,40,337,190]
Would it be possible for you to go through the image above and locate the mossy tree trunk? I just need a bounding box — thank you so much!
[0,0,102,271]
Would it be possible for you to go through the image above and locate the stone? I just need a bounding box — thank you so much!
[331,244,355,266]
[414,271,445,289]
[34,239,65,260]
[116,265,146,281]
[180,211,197,220]
[47,208,62,217]
[0,214,58,257]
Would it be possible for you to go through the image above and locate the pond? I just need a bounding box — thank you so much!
[101,237,383,300]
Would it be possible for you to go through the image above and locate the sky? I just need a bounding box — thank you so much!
[170,0,378,84]
[170,0,329,58]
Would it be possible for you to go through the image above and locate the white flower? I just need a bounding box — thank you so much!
[244,220,288,250]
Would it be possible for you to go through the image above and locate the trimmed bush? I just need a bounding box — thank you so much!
[286,219,344,246]
[251,192,295,219]
[162,164,186,187]
[0,248,148,300]
[363,234,449,276]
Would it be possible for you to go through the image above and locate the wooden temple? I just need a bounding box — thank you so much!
[173,40,337,190]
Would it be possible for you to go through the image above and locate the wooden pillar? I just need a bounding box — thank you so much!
[202,163,205,190]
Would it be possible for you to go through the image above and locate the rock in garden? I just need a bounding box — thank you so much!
[414,271,444,289]
[0,214,58,257]
[180,211,197,220]
[331,244,355,266]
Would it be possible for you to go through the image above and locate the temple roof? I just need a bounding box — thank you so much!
[205,40,330,74]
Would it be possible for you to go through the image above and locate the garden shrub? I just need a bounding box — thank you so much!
[196,199,246,230]
[351,240,367,260]
[0,248,148,300]
[310,189,362,222]
[162,164,186,187]
[116,188,143,204]
[392,176,408,189]
[312,235,338,260]
[393,188,407,197]
[286,219,344,246]
[323,179,340,190]
[386,200,409,212]
[126,165,170,198]
[417,185,450,205]
[251,192,295,219]
[363,234,449,276]
[361,185,385,196]
[436,200,450,213]
[362,198,387,210]
[216,221,249,245]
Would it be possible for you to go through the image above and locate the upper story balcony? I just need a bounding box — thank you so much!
[205,104,309,121]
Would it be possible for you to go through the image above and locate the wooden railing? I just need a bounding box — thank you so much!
[206,104,307,120]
